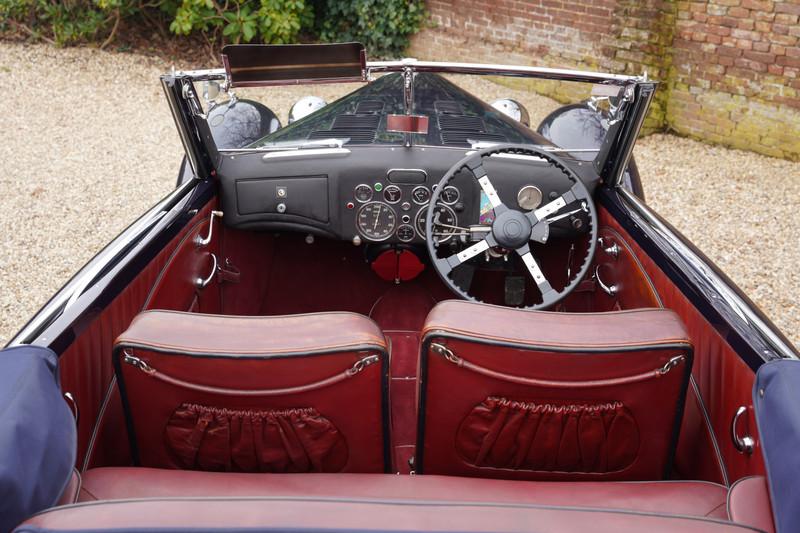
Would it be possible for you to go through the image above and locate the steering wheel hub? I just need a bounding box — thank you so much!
[492,210,532,249]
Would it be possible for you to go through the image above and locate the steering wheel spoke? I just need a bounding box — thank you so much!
[517,244,557,300]
[440,234,497,274]
[468,162,508,215]
[527,184,581,225]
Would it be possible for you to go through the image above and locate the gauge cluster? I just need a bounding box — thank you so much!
[348,181,463,243]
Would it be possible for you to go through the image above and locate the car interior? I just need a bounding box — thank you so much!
[17,49,778,532]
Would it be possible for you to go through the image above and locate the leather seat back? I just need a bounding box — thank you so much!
[114,311,389,473]
[417,301,692,481]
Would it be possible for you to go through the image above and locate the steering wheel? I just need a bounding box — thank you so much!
[425,144,598,310]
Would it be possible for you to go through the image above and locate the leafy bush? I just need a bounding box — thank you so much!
[314,0,425,59]
[170,0,314,45]
[0,0,425,56]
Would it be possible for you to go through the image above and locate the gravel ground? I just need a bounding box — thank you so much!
[1,42,798,348]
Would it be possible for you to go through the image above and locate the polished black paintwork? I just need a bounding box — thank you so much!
[254,73,551,148]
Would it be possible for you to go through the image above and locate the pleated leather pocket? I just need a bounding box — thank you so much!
[165,403,348,473]
[456,396,640,473]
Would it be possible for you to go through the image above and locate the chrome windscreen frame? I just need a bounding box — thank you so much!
[170,58,654,187]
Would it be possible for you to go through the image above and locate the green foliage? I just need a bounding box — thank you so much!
[0,0,424,55]
[315,0,425,59]
[0,0,134,46]
[169,0,313,45]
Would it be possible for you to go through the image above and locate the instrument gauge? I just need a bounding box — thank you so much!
[417,205,458,243]
[441,186,460,205]
[357,202,397,241]
[383,185,402,204]
[396,224,415,242]
[517,185,543,210]
[354,184,373,203]
[411,186,431,205]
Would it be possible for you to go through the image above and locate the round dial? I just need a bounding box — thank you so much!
[412,186,431,205]
[357,202,397,241]
[417,205,458,242]
[383,185,402,204]
[517,185,543,210]
[354,184,373,203]
[441,185,460,205]
[396,224,415,242]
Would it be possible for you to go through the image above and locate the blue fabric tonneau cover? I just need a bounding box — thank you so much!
[0,345,76,532]
[754,359,800,533]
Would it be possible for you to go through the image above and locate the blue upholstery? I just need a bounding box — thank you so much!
[0,345,76,531]
[754,359,800,533]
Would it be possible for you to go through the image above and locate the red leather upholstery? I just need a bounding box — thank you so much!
[417,301,693,481]
[599,206,766,484]
[18,498,760,533]
[728,476,775,533]
[74,467,727,518]
[114,311,389,473]
[19,469,756,533]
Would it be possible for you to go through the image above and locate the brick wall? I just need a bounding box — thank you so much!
[409,0,800,160]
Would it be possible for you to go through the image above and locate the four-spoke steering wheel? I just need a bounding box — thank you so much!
[425,145,598,310]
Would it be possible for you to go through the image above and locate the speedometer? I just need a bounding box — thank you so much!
[357,202,397,241]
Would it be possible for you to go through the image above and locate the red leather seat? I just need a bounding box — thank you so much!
[75,467,728,518]
[21,467,751,532]
[113,310,389,473]
[417,301,693,481]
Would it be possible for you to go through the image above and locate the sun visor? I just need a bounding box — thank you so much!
[222,43,367,88]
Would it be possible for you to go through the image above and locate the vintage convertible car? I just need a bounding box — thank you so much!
[3,43,799,532]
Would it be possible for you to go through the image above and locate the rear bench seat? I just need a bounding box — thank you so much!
[18,469,772,532]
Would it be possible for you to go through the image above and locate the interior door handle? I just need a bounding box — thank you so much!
[731,405,755,455]
[195,210,223,247]
[195,253,218,289]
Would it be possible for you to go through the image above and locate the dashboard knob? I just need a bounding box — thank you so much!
[276,203,286,214]
[352,235,362,246]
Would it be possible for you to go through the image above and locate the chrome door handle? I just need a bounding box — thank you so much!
[731,405,755,455]
[195,253,218,289]
[594,265,618,297]
[195,210,223,248]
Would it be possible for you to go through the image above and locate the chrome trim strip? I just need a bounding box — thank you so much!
[612,86,656,187]
[261,148,351,161]
[367,59,641,85]
[618,187,799,360]
[175,60,643,86]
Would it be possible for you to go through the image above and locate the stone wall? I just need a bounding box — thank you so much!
[409,0,800,160]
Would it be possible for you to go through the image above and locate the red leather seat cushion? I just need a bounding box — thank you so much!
[418,302,693,481]
[114,311,389,473]
[77,467,728,520]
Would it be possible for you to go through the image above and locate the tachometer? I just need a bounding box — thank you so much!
[357,202,397,241]
[416,205,457,243]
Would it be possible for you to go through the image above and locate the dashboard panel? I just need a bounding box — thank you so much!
[218,146,600,243]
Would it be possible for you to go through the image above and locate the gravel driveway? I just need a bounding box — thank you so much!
[1,43,798,349]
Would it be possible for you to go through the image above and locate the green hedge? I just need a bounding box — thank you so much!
[0,0,426,58]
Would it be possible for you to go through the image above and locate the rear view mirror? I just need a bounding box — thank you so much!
[222,43,367,88]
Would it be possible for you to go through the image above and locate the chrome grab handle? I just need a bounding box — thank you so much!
[731,405,755,455]
[594,265,618,297]
[195,210,223,247]
[63,392,79,425]
[195,253,218,289]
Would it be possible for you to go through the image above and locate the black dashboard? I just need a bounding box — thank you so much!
[218,145,600,243]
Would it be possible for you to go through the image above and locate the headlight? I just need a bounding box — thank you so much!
[288,96,328,124]
[490,98,531,127]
